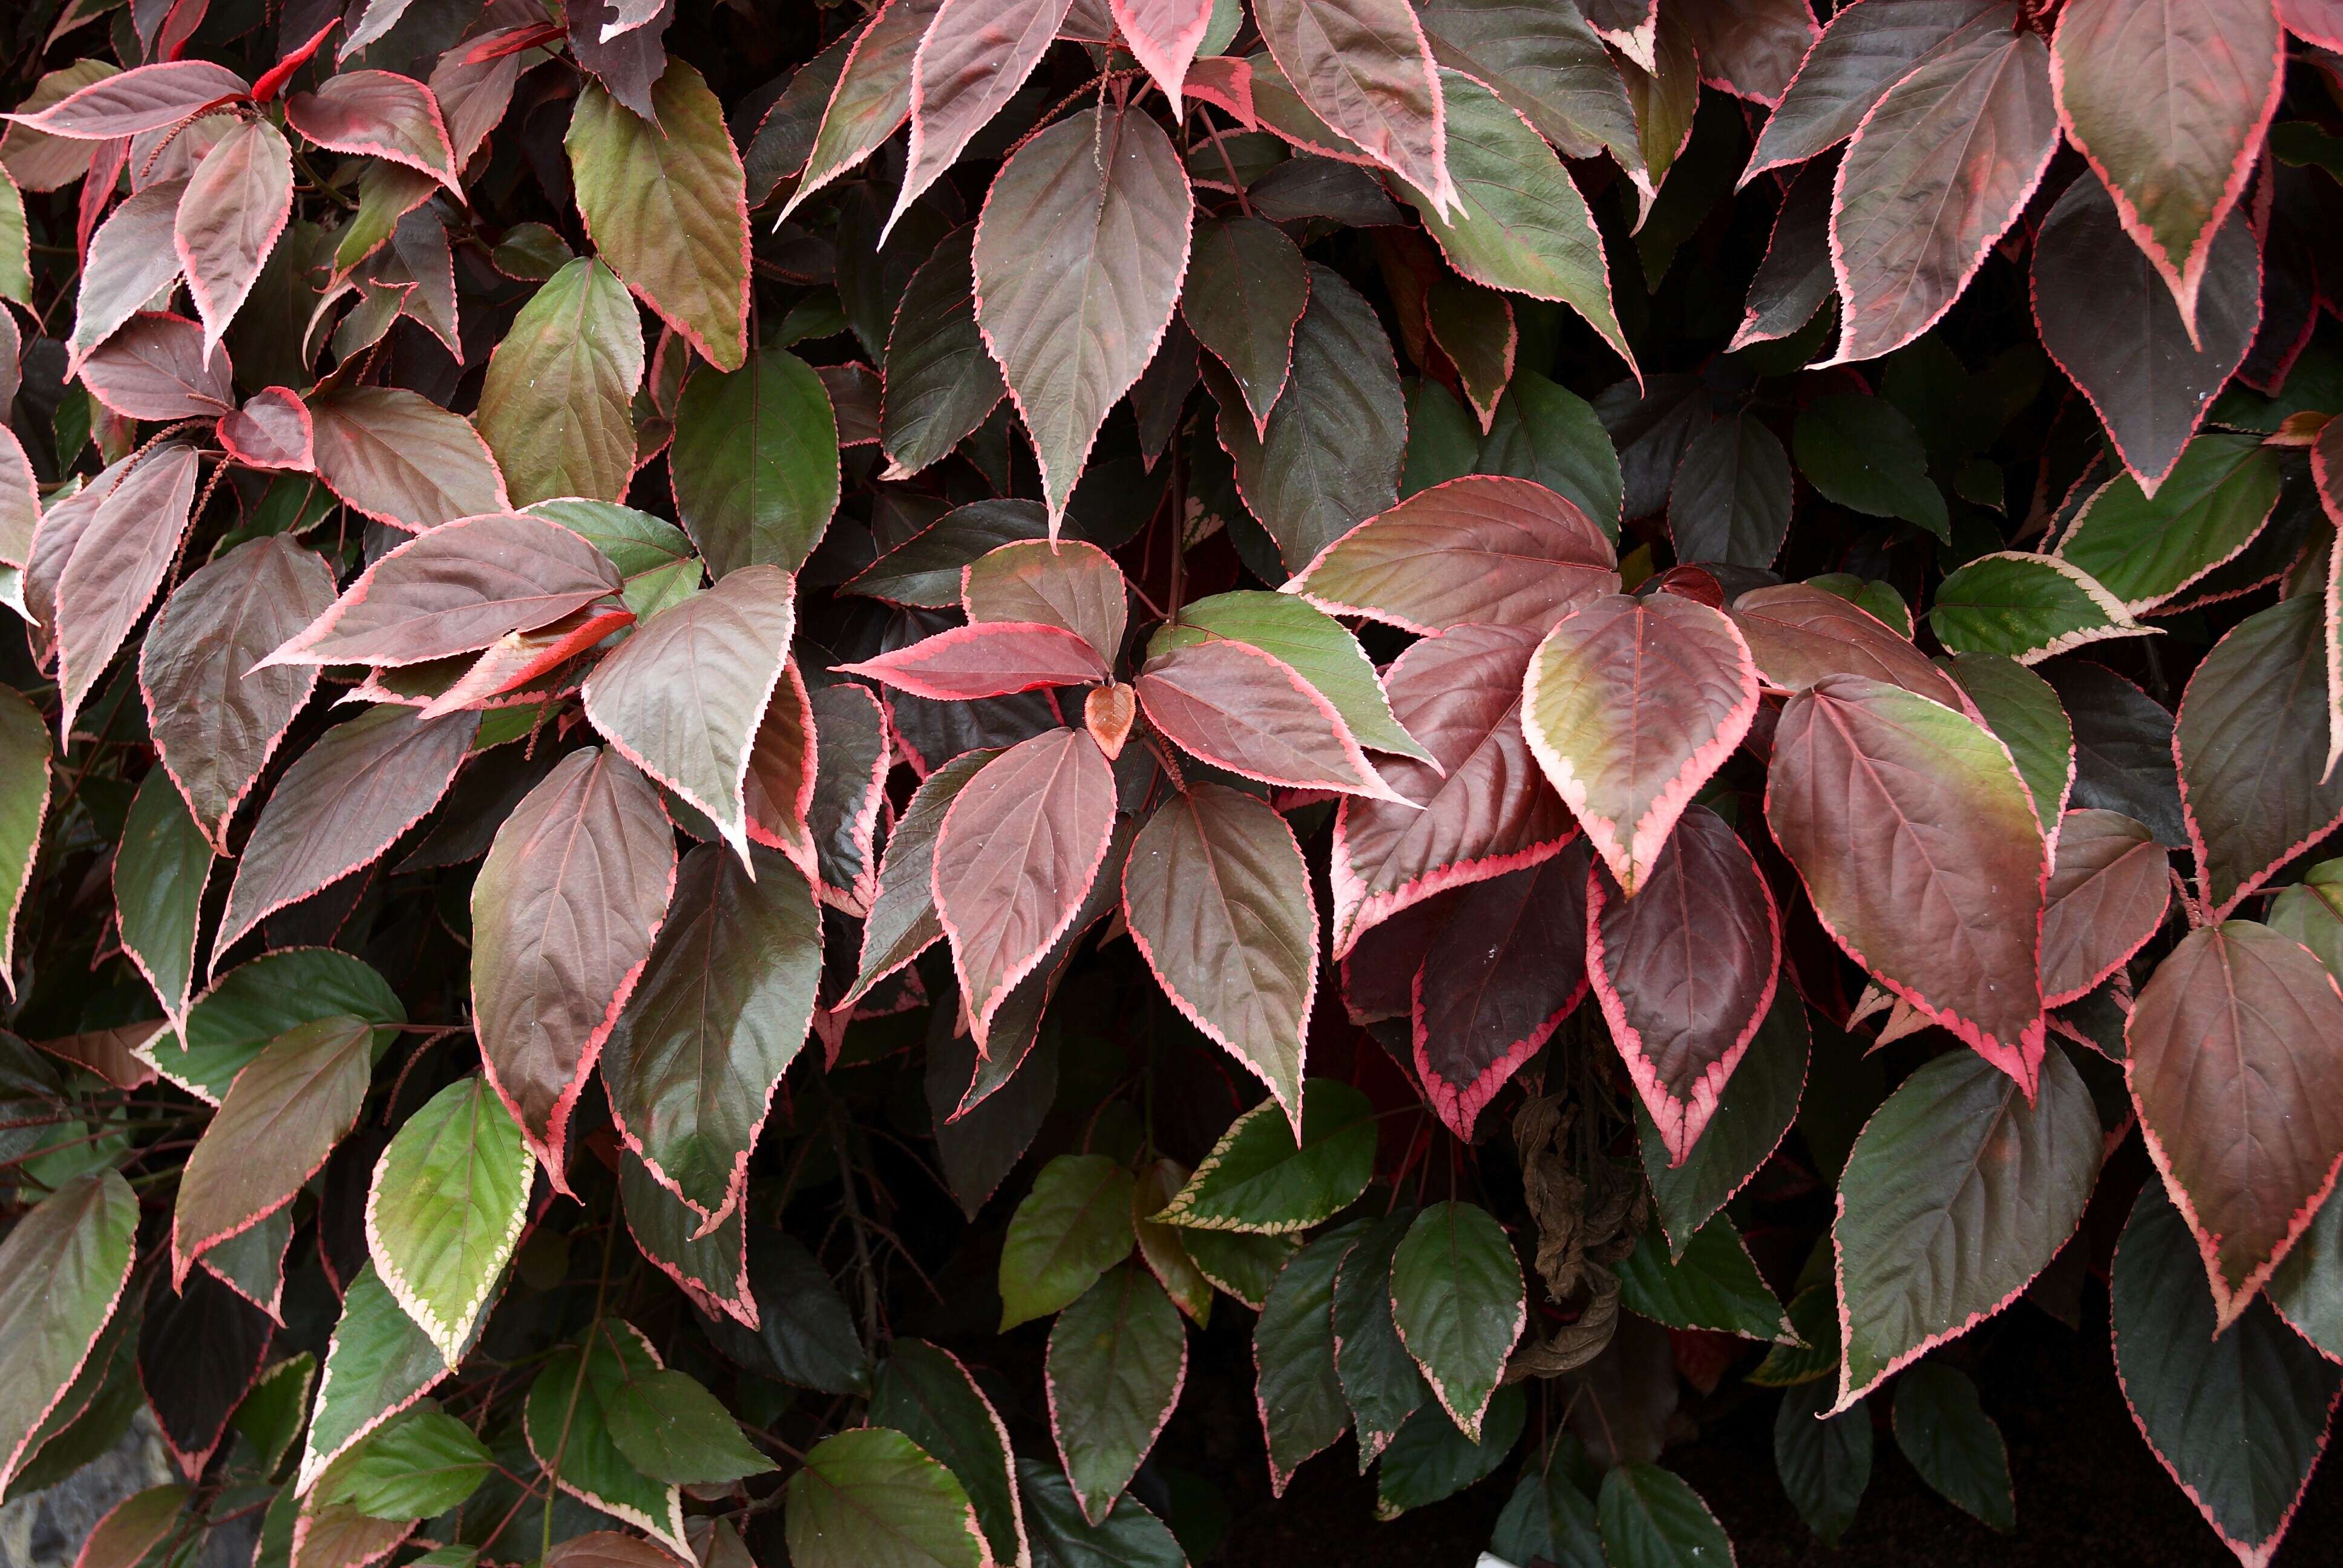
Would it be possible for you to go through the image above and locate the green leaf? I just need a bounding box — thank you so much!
[1398,71,1632,375]
[174,1015,372,1293]
[523,1320,687,1553]
[297,1264,457,1495]
[1616,1213,1793,1343]
[143,949,405,1105]
[1180,1230,1299,1310]
[1928,552,2151,662]
[527,499,703,621]
[229,1353,313,1478]
[999,1155,1138,1330]
[331,1407,493,1520]
[870,1341,1026,1568]
[476,258,645,507]
[1253,1218,1368,1493]
[73,1484,187,1568]
[1373,1383,1527,1519]
[2269,1178,2343,1359]
[1489,1452,1605,1568]
[1793,393,1947,538]
[1182,214,1311,436]
[366,1075,533,1368]
[1389,1201,1524,1440]
[1018,1455,1186,1568]
[1478,370,1625,542]
[1331,1210,1428,1465]
[0,167,28,304]
[1152,1080,1375,1233]
[1638,992,1807,1256]
[0,683,48,999]
[670,346,840,577]
[1749,1285,1841,1390]
[1402,377,1481,497]
[1891,1365,2013,1531]
[879,225,1006,481]
[785,1426,986,1568]
[1774,1382,1870,1547]
[0,1171,137,1491]
[1596,1463,1735,1568]
[113,769,211,1032]
[1046,1266,1188,1523]
[2053,433,2284,612]
[607,1368,775,1485]
[566,59,749,370]
[1832,1047,2100,1411]
[1946,653,2075,843]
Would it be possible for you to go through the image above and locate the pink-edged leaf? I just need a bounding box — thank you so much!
[2177,596,2343,921]
[1113,0,1215,106]
[1831,1044,2100,1414]
[565,59,750,373]
[1253,0,1458,214]
[974,103,1191,534]
[1587,806,1780,1166]
[806,681,890,915]
[140,535,336,851]
[415,604,636,721]
[2,60,248,139]
[845,750,994,1008]
[22,459,128,656]
[1046,1265,1188,1526]
[214,705,479,959]
[932,727,1117,1044]
[876,224,1006,481]
[1740,0,2008,185]
[2050,0,2284,336]
[777,0,946,223]
[308,385,510,532]
[1330,622,1573,956]
[174,117,293,362]
[2031,172,2261,495]
[1123,783,1318,1134]
[840,621,1109,701]
[890,0,1074,241]
[75,312,232,420]
[67,180,185,374]
[73,1487,189,1568]
[1674,0,1818,105]
[582,565,796,864]
[55,443,201,737]
[1521,592,1758,896]
[252,16,339,101]
[474,746,677,1184]
[260,511,623,670]
[2281,0,2343,47]
[2111,1177,2343,1568]
[1135,635,1404,802]
[171,1015,370,1289]
[743,661,818,877]
[602,842,820,1232]
[0,427,30,572]
[1728,581,1966,707]
[1181,214,1311,439]
[1287,474,1617,635]
[284,70,460,193]
[1823,24,2057,366]
[2040,808,2170,1007]
[0,1172,140,1492]
[2131,921,2343,1331]
[217,387,316,471]
[2322,422,2343,786]
[1768,673,2048,1092]
[1412,843,1591,1142]
[1584,0,1659,66]
[962,538,1129,666]
[114,770,211,1040]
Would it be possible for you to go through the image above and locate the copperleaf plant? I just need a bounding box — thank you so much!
[1,1,2342,1564]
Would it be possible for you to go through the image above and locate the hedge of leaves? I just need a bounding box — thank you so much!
[2,1,2342,1565]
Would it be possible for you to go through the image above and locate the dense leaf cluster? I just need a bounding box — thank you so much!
[1,0,2342,1564]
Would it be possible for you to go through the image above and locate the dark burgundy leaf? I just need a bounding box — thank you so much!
[2039,808,2169,1007]
[76,312,232,419]
[1589,806,1780,1166]
[137,1266,271,1476]
[842,622,1109,700]
[1412,843,1590,1140]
